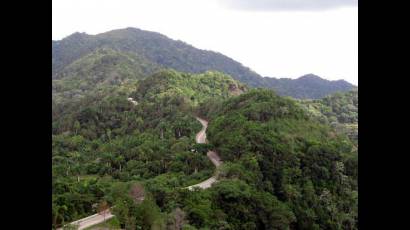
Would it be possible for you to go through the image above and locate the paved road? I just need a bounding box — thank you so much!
[57,210,114,230]
[58,116,220,229]
[187,117,222,190]
[195,118,208,144]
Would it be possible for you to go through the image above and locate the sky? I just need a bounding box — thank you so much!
[52,0,358,85]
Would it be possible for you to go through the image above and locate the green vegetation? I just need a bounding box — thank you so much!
[300,89,358,145]
[52,33,357,229]
[264,74,356,99]
[52,47,159,103]
[201,89,358,229]
[53,28,355,99]
[130,69,246,106]
[53,84,357,229]
[52,70,243,229]
[52,28,266,88]
[83,216,121,230]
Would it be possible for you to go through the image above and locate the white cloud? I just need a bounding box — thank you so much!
[218,0,358,11]
[52,0,358,85]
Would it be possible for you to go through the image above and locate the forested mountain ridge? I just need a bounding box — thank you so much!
[263,74,356,99]
[203,89,357,229]
[52,28,265,88]
[52,71,357,229]
[52,70,242,138]
[300,89,358,145]
[52,47,160,103]
[130,70,247,106]
[52,70,250,229]
[52,27,355,99]
[53,47,159,81]
[52,27,357,229]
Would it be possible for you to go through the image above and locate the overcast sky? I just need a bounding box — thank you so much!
[52,0,358,85]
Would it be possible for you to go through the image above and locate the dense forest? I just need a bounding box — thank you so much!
[52,47,160,104]
[299,90,358,146]
[52,27,355,99]
[52,70,244,229]
[52,69,357,229]
[264,74,356,99]
[204,89,357,229]
[52,28,357,230]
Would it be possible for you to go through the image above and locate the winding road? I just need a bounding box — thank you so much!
[186,117,222,190]
[57,210,114,230]
[58,106,219,229]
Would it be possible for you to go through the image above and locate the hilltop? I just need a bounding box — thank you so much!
[52,27,355,99]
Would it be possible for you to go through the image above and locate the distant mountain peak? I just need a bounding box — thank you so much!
[65,31,89,39]
[53,27,356,99]
[262,74,354,99]
[334,79,352,84]
[299,74,321,80]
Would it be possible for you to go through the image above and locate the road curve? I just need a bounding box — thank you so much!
[186,117,222,190]
[57,116,220,229]
[57,210,114,230]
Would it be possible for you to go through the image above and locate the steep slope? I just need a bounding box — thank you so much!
[302,89,358,124]
[263,74,356,99]
[52,72,357,229]
[52,47,160,102]
[52,32,99,76]
[52,28,358,229]
[300,89,358,145]
[52,69,249,228]
[54,47,159,80]
[130,69,246,106]
[205,89,357,229]
[52,28,265,87]
[52,69,245,138]
[52,27,355,99]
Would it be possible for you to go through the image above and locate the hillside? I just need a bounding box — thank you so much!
[263,74,356,99]
[52,28,357,230]
[52,69,242,137]
[52,47,160,103]
[52,27,355,99]
[52,72,357,229]
[52,28,265,88]
[130,69,246,105]
[300,89,358,145]
[204,89,357,229]
[52,70,247,228]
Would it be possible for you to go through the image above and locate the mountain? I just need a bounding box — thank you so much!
[53,84,357,229]
[52,69,247,228]
[52,27,355,99]
[204,89,357,229]
[53,47,159,81]
[300,89,358,145]
[52,47,160,103]
[52,28,357,229]
[130,69,247,105]
[52,28,265,87]
[262,74,356,99]
[52,69,244,139]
